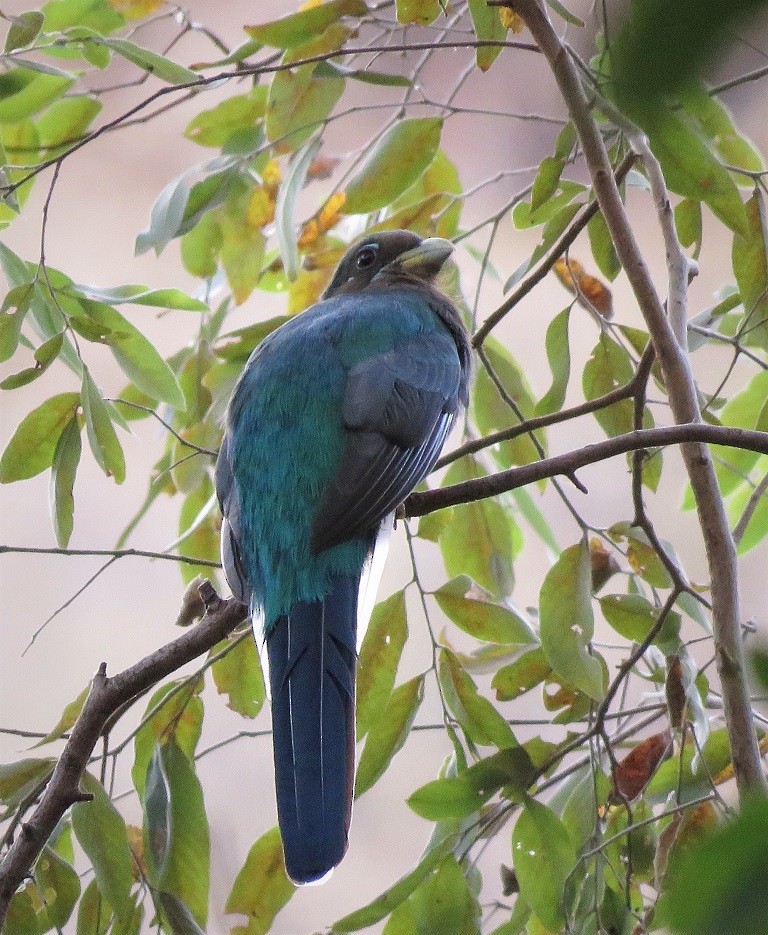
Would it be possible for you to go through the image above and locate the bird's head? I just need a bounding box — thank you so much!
[322,230,454,299]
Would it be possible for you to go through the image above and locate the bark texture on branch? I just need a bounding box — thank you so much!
[497,0,766,795]
[0,586,247,930]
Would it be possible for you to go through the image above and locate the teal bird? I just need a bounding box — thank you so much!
[216,230,471,884]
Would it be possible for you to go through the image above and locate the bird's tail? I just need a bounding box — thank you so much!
[266,575,359,885]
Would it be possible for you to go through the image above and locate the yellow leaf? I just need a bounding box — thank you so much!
[317,190,346,231]
[297,218,320,249]
[289,267,328,312]
[261,159,282,189]
[553,256,613,318]
[247,187,276,229]
[109,0,163,19]
[499,8,524,32]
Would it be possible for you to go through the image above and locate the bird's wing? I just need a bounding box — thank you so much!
[215,432,251,605]
[310,330,462,553]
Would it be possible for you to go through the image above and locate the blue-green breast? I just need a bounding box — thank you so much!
[227,289,439,626]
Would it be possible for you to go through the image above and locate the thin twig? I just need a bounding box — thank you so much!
[407,423,768,517]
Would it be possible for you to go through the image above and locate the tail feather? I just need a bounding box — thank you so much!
[266,575,359,884]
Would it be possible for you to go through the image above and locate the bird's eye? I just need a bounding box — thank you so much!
[355,245,378,269]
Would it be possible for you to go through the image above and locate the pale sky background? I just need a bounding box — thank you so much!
[2,2,768,932]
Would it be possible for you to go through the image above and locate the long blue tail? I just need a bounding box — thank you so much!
[266,575,358,884]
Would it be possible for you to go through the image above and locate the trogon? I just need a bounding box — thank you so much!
[216,229,471,884]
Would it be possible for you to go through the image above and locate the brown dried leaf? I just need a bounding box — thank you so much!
[666,654,688,730]
[611,730,671,801]
[589,537,620,592]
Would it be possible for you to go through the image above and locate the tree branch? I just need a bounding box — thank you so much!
[472,151,636,347]
[0,584,247,929]
[0,545,220,567]
[406,424,768,517]
[498,0,766,796]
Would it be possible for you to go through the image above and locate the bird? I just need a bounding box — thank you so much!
[215,229,471,885]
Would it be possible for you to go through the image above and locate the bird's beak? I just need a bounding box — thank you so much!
[387,237,454,280]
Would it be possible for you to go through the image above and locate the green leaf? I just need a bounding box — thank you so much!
[211,634,265,719]
[79,301,185,408]
[645,727,733,803]
[408,747,537,821]
[96,38,198,84]
[467,0,507,71]
[600,593,680,645]
[440,456,518,599]
[314,61,413,87]
[34,846,80,927]
[156,892,202,935]
[492,646,552,702]
[357,590,408,739]
[675,197,703,252]
[0,757,54,807]
[181,213,222,278]
[0,67,73,122]
[48,414,81,547]
[0,391,80,482]
[219,214,266,304]
[245,0,367,48]
[5,11,44,51]
[135,170,193,256]
[682,84,764,177]
[225,826,295,935]
[512,180,585,229]
[343,118,443,214]
[395,0,441,25]
[610,0,768,125]
[72,772,134,920]
[144,744,171,880]
[355,674,425,796]
[433,576,537,645]
[0,283,35,362]
[36,96,102,149]
[276,134,320,281]
[132,680,204,799]
[0,329,63,389]
[512,796,577,931]
[75,878,112,935]
[409,856,480,935]
[730,478,768,554]
[582,332,635,437]
[331,835,458,932]
[184,88,267,148]
[587,208,621,280]
[659,795,768,935]
[5,880,49,935]
[265,59,345,148]
[76,283,208,310]
[531,156,565,213]
[539,542,605,700]
[33,683,88,747]
[147,740,209,927]
[535,307,571,416]
[644,112,748,236]
[472,336,541,468]
[733,189,768,349]
[81,367,125,483]
[438,648,518,749]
